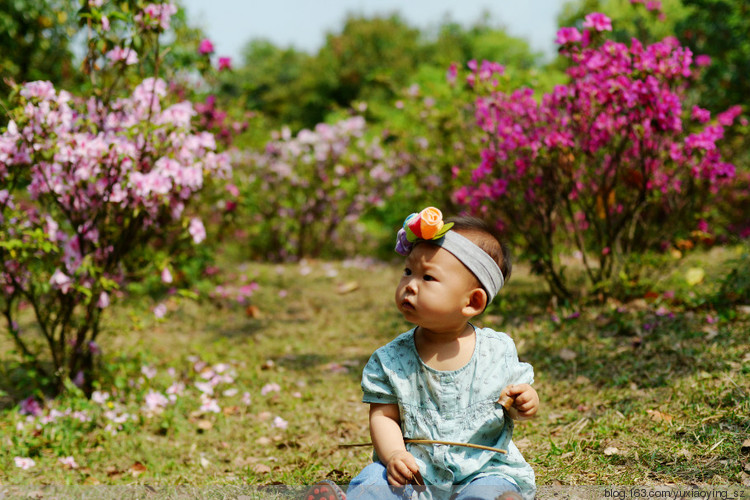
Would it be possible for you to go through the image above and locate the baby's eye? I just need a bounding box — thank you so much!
[423,274,435,281]
[403,268,412,276]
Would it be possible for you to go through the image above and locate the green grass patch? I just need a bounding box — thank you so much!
[1,247,748,487]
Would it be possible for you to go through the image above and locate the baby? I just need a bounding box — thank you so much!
[347,207,539,500]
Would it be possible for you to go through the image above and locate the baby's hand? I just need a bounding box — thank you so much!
[385,450,420,486]
[500,384,539,420]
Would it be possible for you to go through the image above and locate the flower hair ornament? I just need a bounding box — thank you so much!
[395,207,505,303]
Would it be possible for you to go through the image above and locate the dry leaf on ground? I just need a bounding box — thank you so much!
[647,409,674,423]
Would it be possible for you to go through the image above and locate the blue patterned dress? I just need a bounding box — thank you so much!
[361,326,536,499]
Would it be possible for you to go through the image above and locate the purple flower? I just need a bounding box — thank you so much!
[20,396,43,417]
[395,228,413,256]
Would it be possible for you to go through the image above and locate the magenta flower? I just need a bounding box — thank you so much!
[198,39,215,55]
[20,396,43,417]
[583,13,612,32]
[695,54,712,67]
[691,106,711,123]
[218,56,232,71]
[555,27,583,45]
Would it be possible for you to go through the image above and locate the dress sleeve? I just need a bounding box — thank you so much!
[361,350,398,405]
[505,336,534,386]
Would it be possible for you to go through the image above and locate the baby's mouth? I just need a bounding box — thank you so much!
[401,299,415,311]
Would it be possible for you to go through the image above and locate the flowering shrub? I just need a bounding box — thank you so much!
[455,14,742,298]
[234,116,397,260]
[0,1,231,394]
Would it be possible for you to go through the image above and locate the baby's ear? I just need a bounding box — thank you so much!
[463,288,487,317]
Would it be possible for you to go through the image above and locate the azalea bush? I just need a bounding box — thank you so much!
[233,116,399,260]
[0,1,231,394]
[455,13,743,298]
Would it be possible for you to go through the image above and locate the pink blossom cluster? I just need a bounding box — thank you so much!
[134,2,178,31]
[237,116,397,260]
[450,14,742,292]
[458,15,738,216]
[0,78,231,305]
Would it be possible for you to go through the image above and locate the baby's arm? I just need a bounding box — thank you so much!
[500,384,539,420]
[369,403,420,486]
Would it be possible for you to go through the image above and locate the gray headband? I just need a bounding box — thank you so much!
[431,231,505,304]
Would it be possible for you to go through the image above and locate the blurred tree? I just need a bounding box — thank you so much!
[317,14,424,109]
[0,0,80,104]
[217,39,321,132]
[675,0,750,113]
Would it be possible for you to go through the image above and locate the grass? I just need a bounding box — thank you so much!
[0,246,748,490]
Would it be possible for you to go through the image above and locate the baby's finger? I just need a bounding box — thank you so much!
[387,469,408,486]
[517,403,538,416]
[403,454,420,474]
[394,461,414,481]
[509,383,531,396]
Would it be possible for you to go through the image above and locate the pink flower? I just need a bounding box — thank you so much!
[261,383,281,396]
[97,292,109,309]
[106,46,138,65]
[188,217,206,244]
[153,303,167,319]
[161,267,173,283]
[101,15,110,31]
[446,63,458,85]
[136,2,178,31]
[199,394,221,413]
[50,269,73,294]
[218,57,232,71]
[141,365,157,379]
[143,390,169,413]
[14,457,36,470]
[583,13,613,32]
[91,391,109,404]
[198,39,215,55]
[241,392,252,405]
[555,27,583,45]
[272,416,289,429]
[59,456,79,469]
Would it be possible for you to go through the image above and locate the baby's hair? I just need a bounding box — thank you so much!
[447,215,512,284]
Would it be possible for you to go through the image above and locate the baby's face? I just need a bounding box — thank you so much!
[395,243,479,330]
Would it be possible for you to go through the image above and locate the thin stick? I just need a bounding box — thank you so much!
[341,439,507,455]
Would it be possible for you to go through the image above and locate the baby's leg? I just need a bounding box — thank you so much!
[346,462,414,500]
[453,475,522,500]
